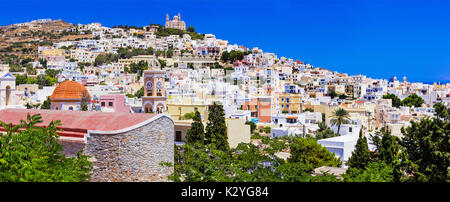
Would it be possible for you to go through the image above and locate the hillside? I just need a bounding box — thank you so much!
[0,19,91,60]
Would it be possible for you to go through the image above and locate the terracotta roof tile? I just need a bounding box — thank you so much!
[0,109,158,133]
[50,80,91,100]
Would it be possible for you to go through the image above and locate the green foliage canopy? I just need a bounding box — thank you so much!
[0,114,92,182]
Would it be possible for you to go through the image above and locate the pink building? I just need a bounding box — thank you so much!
[99,94,131,113]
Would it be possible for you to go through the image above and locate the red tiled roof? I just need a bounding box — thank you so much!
[0,109,158,138]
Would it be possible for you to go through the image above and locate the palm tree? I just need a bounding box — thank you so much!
[330,108,351,135]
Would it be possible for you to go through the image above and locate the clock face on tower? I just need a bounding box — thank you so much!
[156,81,162,90]
[146,81,152,90]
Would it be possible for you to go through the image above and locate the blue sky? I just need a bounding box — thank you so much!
[1,0,449,83]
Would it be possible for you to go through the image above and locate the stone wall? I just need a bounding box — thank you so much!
[83,116,174,182]
[59,140,85,158]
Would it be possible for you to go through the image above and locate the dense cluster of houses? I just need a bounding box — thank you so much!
[1,15,449,169]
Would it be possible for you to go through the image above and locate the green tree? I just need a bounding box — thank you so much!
[343,162,394,182]
[167,135,342,182]
[338,94,347,100]
[213,61,223,69]
[346,130,370,170]
[0,114,92,182]
[129,60,149,76]
[146,47,154,55]
[187,25,195,33]
[169,143,233,182]
[263,126,271,134]
[329,108,351,135]
[93,54,106,66]
[45,69,61,78]
[221,51,230,62]
[9,64,23,72]
[25,102,40,109]
[39,58,47,68]
[245,121,257,134]
[288,137,342,169]
[80,96,90,111]
[378,127,402,181]
[433,102,449,120]
[383,93,402,108]
[315,127,339,140]
[205,103,229,151]
[328,90,337,99]
[180,112,196,120]
[158,59,166,69]
[379,127,400,165]
[25,64,36,75]
[401,93,424,107]
[400,118,449,182]
[134,86,144,98]
[166,49,173,58]
[21,57,33,65]
[40,97,51,109]
[186,110,205,145]
[15,74,28,85]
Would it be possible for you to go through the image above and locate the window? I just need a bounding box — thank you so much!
[101,102,105,107]
[175,131,182,142]
[287,104,289,108]
[109,102,113,107]
[349,127,352,132]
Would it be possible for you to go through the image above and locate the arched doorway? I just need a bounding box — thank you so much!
[144,102,153,113]
[156,103,165,114]
[5,86,11,106]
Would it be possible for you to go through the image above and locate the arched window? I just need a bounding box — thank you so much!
[68,106,74,110]
[5,86,11,106]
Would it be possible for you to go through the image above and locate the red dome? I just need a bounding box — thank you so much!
[50,80,91,100]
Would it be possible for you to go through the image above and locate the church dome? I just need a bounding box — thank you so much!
[50,80,91,100]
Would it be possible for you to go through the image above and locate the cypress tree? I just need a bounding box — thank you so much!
[346,129,370,170]
[186,110,205,145]
[205,103,229,151]
[378,127,402,181]
[379,127,400,164]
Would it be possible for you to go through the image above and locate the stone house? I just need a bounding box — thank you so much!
[0,108,174,182]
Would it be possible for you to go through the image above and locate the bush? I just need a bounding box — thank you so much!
[0,114,92,182]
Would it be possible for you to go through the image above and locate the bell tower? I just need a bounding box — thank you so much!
[142,59,167,113]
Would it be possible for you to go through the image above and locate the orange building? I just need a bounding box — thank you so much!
[242,97,271,123]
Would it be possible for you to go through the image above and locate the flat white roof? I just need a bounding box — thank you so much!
[318,134,359,143]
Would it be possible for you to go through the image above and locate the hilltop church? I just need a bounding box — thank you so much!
[165,13,186,31]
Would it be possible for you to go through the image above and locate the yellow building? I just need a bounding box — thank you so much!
[167,103,209,121]
[278,94,302,113]
[118,55,156,68]
[41,49,66,56]
[174,118,250,148]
